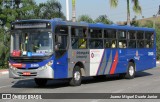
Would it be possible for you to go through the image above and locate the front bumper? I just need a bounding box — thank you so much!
[9,65,54,79]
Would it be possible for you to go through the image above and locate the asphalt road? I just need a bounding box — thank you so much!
[0,66,160,102]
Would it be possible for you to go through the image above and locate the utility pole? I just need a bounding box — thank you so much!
[72,0,76,22]
[66,0,69,21]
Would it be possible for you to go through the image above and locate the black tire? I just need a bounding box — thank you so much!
[125,62,135,79]
[69,66,82,86]
[34,78,48,87]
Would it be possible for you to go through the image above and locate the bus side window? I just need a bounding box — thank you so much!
[118,30,127,48]
[128,31,136,48]
[145,32,154,48]
[104,29,117,48]
[137,40,144,48]
[89,39,103,49]
[71,27,88,49]
[137,31,144,48]
[118,40,127,48]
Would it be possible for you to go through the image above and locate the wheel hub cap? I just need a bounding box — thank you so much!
[129,66,134,76]
[74,71,80,81]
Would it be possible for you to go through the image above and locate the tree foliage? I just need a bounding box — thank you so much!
[95,15,113,24]
[110,0,118,8]
[110,0,142,25]
[36,0,65,19]
[0,0,65,29]
[78,15,94,23]
[78,15,113,24]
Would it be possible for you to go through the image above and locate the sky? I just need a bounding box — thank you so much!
[35,0,160,23]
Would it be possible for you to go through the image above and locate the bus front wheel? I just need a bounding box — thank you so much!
[69,66,82,86]
[125,62,135,79]
[34,78,47,87]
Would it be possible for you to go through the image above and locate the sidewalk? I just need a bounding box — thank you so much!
[0,69,9,75]
[156,61,160,64]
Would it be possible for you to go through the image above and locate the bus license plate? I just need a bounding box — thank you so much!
[23,72,31,76]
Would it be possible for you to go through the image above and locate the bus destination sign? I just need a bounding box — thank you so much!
[14,23,48,29]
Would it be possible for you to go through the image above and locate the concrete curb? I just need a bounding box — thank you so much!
[0,69,9,75]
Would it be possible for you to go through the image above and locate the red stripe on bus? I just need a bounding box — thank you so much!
[110,51,118,74]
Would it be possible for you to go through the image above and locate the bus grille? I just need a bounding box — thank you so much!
[18,68,39,70]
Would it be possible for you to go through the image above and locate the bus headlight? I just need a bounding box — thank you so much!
[39,60,53,70]
[9,63,16,70]
[40,66,48,70]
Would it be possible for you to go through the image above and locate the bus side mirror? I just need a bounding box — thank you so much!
[57,36,62,43]
[55,35,62,50]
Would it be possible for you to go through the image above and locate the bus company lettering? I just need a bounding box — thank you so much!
[76,51,89,59]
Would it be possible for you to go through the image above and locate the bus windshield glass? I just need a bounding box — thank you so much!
[10,30,53,57]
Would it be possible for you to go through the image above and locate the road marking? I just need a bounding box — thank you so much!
[0,85,12,89]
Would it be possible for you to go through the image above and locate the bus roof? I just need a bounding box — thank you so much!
[88,23,155,31]
[13,18,155,32]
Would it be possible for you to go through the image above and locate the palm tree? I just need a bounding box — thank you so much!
[110,0,142,25]
[72,0,76,22]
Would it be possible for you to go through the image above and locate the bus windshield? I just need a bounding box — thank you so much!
[10,30,53,57]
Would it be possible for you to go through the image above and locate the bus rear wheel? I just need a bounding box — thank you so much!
[69,66,82,86]
[125,62,135,79]
[34,78,48,87]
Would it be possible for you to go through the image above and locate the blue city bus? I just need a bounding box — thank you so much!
[9,18,156,86]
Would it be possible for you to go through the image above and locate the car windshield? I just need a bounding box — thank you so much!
[10,31,53,57]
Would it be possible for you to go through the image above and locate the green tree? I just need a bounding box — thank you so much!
[110,0,142,25]
[156,27,160,60]
[0,0,37,27]
[36,0,65,19]
[154,23,160,60]
[78,15,94,23]
[95,15,113,24]
[17,0,37,19]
